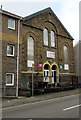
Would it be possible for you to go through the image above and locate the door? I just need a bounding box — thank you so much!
[44,70,49,82]
[52,70,57,84]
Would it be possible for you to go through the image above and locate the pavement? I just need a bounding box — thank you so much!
[2,88,80,108]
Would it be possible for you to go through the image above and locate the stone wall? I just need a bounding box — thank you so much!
[2,14,22,96]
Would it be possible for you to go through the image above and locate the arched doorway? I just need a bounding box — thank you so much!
[51,64,59,86]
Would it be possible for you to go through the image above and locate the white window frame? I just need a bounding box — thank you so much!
[43,28,48,46]
[7,44,15,57]
[64,64,69,70]
[51,31,55,47]
[28,37,34,58]
[8,19,15,30]
[64,45,68,64]
[6,73,14,86]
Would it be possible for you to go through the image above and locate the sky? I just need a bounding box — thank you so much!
[0,0,80,46]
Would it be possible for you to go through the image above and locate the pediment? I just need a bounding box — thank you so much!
[23,7,73,40]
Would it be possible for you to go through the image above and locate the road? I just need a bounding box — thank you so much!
[2,94,80,119]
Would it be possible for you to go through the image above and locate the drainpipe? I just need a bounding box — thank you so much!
[16,19,20,97]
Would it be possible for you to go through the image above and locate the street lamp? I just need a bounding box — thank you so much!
[32,64,34,96]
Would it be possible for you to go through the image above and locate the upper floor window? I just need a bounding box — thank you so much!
[8,19,15,30]
[51,31,55,47]
[27,37,34,71]
[7,44,14,57]
[28,37,34,59]
[64,46,69,70]
[64,46,68,64]
[43,28,48,46]
[6,73,14,86]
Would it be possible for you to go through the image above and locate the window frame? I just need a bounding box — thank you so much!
[7,44,15,57]
[43,28,48,46]
[50,30,55,47]
[27,37,34,71]
[64,64,69,70]
[27,37,34,58]
[8,18,15,30]
[64,45,69,71]
[64,45,68,64]
[6,73,14,86]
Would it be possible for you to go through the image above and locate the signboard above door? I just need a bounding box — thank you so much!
[47,51,55,58]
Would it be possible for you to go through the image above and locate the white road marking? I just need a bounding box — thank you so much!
[63,104,81,111]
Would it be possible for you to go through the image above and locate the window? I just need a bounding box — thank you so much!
[8,19,15,30]
[51,31,55,47]
[64,64,69,70]
[64,46,68,64]
[64,46,69,70]
[43,28,48,46]
[7,45,14,56]
[27,37,34,71]
[6,73,14,86]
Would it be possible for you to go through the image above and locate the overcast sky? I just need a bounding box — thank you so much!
[0,0,80,45]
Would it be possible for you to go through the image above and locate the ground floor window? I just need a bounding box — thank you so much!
[64,64,69,70]
[6,73,14,86]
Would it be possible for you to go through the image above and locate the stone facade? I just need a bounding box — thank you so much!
[22,8,75,88]
[1,10,22,96]
[1,7,76,96]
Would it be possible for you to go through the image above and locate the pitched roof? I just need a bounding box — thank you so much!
[23,7,74,40]
[0,9,22,19]
[23,7,51,21]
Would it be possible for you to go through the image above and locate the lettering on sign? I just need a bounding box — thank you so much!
[47,51,55,58]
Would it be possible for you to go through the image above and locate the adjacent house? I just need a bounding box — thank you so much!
[1,7,76,97]
[1,9,22,96]
[74,41,81,84]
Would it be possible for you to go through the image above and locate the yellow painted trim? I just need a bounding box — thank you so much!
[50,62,59,84]
[43,61,60,84]
[59,73,75,75]
[50,62,59,73]
[43,61,50,68]
[22,71,75,75]
[22,71,43,74]
[43,61,51,71]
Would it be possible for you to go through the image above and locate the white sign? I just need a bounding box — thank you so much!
[47,51,55,58]
[28,60,34,67]
[64,64,69,70]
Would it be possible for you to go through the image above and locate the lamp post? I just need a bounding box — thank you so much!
[32,64,34,96]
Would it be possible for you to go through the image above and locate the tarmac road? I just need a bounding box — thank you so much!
[2,93,80,119]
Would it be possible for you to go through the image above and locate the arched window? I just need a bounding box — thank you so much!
[64,46,68,64]
[27,37,34,71]
[43,28,48,46]
[51,31,55,47]
[64,46,69,70]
